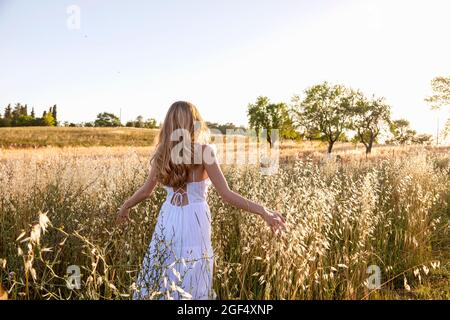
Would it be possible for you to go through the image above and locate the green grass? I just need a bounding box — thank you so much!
[0,127,158,148]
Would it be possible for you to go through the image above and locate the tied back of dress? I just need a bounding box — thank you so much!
[133,166,216,300]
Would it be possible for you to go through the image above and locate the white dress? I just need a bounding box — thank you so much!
[133,176,216,300]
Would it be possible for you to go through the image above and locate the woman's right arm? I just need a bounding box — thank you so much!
[115,165,158,224]
[203,145,286,235]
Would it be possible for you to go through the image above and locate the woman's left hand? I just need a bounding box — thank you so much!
[115,206,130,225]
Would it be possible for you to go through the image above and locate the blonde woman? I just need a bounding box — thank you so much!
[116,101,286,300]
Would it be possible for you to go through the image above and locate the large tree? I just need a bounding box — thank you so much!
[248,96,270,143]
[94,112,122,127]
[387,119,417,145]
[267,102,298,140]
[351,95,391,154]
[425,76,450,138]
[247,96,295,147]
[292,82,355,154]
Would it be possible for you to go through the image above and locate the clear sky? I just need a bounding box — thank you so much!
[1,0,449,136]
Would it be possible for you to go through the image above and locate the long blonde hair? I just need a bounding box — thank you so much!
[151,101,209,188]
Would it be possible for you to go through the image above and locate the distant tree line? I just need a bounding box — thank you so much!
[5,77,445,152]
[247,81,434,154]
[73,113,160,128]
[206,121,246,135]
[126,115,158,129]
[72,113,243,132]
[0,103,57,127]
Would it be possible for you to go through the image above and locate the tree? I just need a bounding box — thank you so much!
[387,119,416,145]
[425,76,450,138]
[126,116,158,128]
[9,103,31,126]
[267,102,299,140]
[247,96,296,148]
[292,82,355,154]
[412,133,433,145]
[301,128,322,141]
[144,118,158,129]
[15,115,35,126]
[12,103,22,118]
[63,121,78,127]
[248,96,270,143]
[1,104,12,126]
[40,111,56,126]
[425,76,450,109]
[4,104,12,119]
[1,103,57,127]
[94,112,122,127]
[351,95,391,154]
[126,115,145,128]
[51,105,58,125]
[135,115,145,128]
[206,122,246,134]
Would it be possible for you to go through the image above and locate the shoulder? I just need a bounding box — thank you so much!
[202,143,217,153]
[201,144,218,165]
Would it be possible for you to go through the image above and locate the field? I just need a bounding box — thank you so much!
[0,127,159,148]
[0,127,449,300]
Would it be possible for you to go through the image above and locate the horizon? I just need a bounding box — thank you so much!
[1,0,449,136]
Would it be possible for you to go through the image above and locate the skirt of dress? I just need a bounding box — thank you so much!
[133,201,216,300]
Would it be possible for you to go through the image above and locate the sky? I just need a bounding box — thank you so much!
[0,0,449,137]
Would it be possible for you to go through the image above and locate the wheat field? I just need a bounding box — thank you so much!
[0,127,159,148]
[0,143,449,300]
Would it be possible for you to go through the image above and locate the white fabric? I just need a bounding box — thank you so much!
[133,178,216,300]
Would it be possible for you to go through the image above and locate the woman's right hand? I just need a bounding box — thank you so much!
[262,209,287,237]
[115,206,130,225]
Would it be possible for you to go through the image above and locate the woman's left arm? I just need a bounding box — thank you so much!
[116,166,158,224]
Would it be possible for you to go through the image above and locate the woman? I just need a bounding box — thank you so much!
[116,101,286,300]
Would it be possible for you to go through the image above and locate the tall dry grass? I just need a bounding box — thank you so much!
[0,145,449,299]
